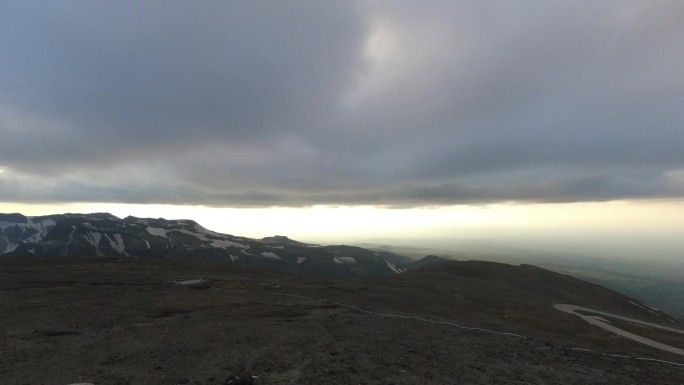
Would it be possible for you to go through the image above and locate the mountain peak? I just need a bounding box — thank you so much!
[0,213,28,223]
[260,235,310,247]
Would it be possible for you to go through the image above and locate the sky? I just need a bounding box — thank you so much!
[1,2,683,260]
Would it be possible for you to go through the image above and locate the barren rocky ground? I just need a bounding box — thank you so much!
[1,257,682,385]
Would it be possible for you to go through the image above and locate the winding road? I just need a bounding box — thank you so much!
[554,303,684,356]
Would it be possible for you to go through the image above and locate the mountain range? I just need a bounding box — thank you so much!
[0,213,417,277]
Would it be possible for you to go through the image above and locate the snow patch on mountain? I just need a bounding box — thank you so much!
[3,241,18,254]
[261,251,281,259]
[81,231,104,256]
[0,218,57,244]
[146,227,170,237]
[385,260,404,274]
[334,256,356,264]
[107,233,127,255]
[84,231,102,248]
[240,244,255,256]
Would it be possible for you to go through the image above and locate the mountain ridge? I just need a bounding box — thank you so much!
[0,212,413,278]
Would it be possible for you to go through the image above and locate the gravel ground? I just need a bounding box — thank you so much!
[1,257,682,385]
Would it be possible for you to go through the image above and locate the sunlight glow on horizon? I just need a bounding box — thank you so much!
[1,200,683,256]
[0,200,684,241]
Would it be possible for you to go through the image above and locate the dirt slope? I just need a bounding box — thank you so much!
[1,257,682,385]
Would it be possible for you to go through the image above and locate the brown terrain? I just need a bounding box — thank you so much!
[1,256,682,385]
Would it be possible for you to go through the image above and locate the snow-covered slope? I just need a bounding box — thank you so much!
[0,213,422,278]
[0,214,57,254]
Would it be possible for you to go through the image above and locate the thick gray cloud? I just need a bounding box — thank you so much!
[1,1,683,206]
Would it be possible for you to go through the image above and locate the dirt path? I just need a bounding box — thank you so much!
[554,303,684,356]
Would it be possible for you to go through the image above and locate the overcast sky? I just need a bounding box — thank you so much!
[1,1,683,207]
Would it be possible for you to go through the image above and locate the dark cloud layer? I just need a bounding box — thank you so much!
[1,1,683,206]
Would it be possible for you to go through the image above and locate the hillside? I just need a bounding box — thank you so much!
[1,256,682,384]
